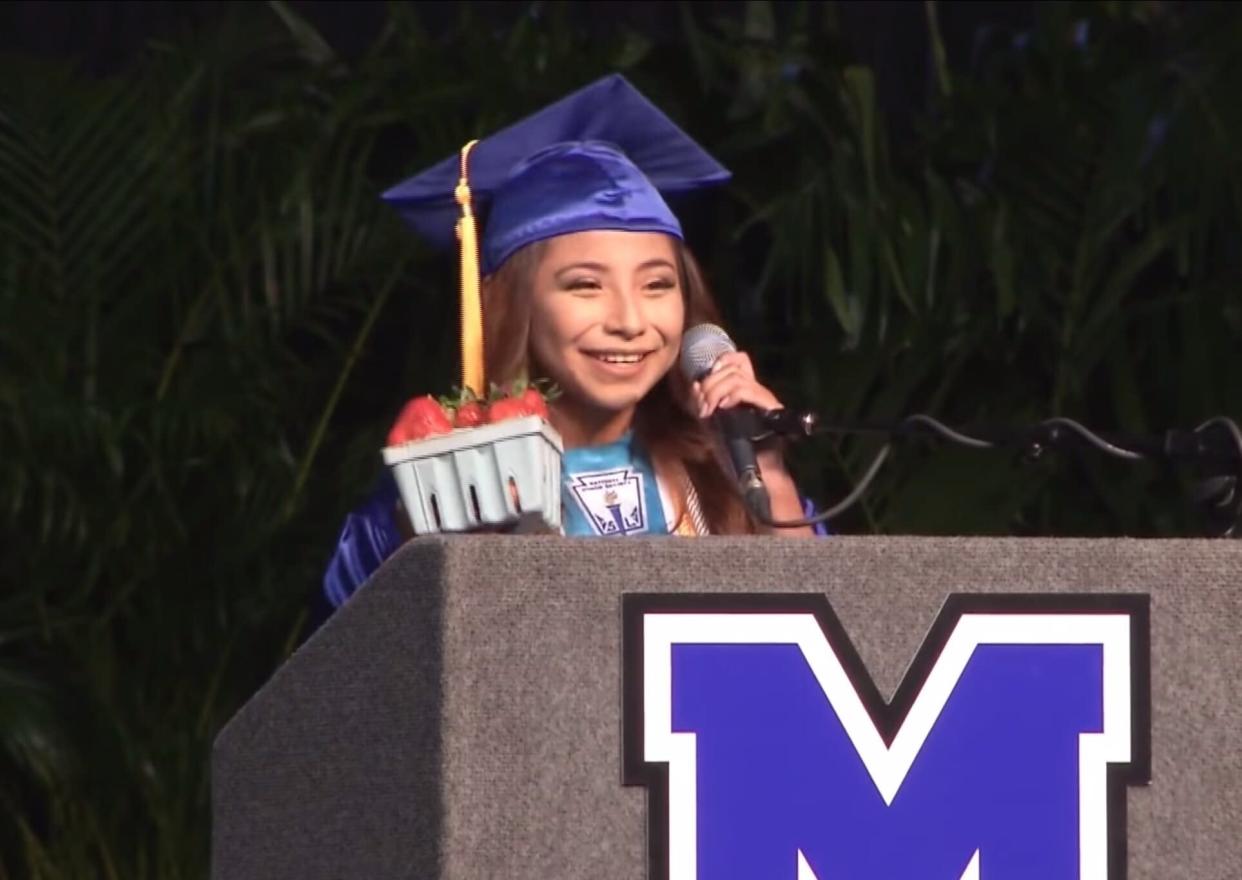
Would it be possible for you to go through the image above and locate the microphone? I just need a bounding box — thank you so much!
[679,324,773,522]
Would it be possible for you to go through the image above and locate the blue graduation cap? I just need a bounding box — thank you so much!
[381,73,731,275]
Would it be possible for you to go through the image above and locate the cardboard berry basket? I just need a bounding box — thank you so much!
[382,415,564,535]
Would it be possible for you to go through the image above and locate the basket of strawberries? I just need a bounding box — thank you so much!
[384,145,566,535]
[382,379,563,535]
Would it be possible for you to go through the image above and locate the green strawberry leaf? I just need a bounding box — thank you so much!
[530,377,562,400]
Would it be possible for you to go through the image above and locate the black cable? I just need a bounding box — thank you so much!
[1035,418,1145,460]
[1190,417,1242,538]
[753,410,1242,533]
[791,412,1230,464]
[1196,416,1242,461]
[747,444,892,530]
[896,414,993,449]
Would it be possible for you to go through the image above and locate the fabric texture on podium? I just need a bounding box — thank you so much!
[216,535,1242,880]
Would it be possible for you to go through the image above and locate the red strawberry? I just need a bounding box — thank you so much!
[440,387,486,429]
[387,395,453,446]
[487,386,549,423]
[453,400,486,428]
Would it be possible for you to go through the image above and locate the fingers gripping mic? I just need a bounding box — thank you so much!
[679,324,772,522]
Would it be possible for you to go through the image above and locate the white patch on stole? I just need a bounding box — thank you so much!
[567,467,649,536]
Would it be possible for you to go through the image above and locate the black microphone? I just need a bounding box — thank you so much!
[679,324,772,522]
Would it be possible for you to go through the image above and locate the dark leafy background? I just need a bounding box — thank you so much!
[1,1,1239,874]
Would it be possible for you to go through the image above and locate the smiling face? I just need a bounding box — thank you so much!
[526,229,685,446]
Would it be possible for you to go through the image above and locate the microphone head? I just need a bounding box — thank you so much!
[680,323,736,380]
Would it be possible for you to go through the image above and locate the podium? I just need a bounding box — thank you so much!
[212,536,1242,879]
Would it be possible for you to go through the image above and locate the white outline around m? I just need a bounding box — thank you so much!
[640,609,1141,880]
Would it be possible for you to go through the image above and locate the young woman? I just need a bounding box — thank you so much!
[481,227,812,537]
[320,74,823,612]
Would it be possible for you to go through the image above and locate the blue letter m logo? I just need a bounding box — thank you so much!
[622,594,1151,880]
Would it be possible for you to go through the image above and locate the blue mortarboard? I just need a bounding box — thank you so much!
[381,73,731,274]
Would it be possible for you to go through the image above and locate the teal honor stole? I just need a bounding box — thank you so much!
[560,433,670,537]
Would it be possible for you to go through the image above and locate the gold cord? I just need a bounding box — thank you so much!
[455,139,484,396]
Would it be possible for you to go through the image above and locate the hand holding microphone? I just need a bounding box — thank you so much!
[690,353,784,421]
[680,324,786,523]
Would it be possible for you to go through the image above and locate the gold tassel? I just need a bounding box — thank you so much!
[455,139,484,397]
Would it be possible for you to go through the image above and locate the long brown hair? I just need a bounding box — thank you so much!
[481,236,759,535]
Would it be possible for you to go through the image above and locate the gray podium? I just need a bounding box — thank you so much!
[212,536,1242,879]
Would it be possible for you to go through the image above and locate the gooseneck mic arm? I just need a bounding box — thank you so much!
[749,408,1242,537]
[759,409,1242,469]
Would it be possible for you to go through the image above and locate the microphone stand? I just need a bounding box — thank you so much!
[745,410,1242,538]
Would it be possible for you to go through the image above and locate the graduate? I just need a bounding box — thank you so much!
[323,74,825,611]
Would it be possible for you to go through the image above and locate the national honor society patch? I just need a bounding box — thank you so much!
[568,467,649,536]
[560,433,671,537]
